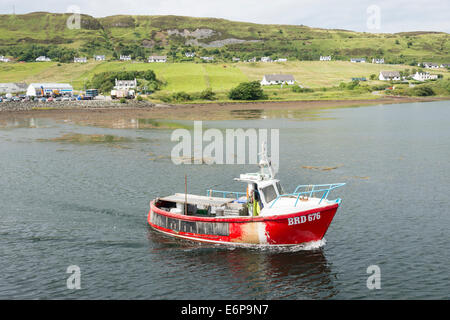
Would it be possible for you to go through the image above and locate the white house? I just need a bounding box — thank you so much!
[440,63,450,68]
[372,58,385,64]
[26,83,73,97]
[148,55,167,63]
[36,56,51,62]
[261,57,273,63]
[200,56,214,61]
[114,78,137,90]
[247,57,257,63]
[74,57,87,63]
[94,55,105,61]
[232,57,241,62]
[0,56,10,63]
[421,62,439,69]
[185,52,195,58]
[119,55,131,61]
[412,72,438,81]
[379,71,401,81]
[320,56,331,61]
[261,74,295,86]
[350,58,366,63]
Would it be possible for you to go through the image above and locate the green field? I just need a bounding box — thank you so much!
[2,60,448,98]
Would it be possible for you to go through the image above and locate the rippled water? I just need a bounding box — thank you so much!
[0,101,449,299]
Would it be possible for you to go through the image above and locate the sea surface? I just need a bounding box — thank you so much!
[0,100,449,299]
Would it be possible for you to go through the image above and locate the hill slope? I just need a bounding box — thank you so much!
[0,12,449,64]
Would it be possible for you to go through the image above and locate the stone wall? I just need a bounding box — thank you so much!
[0,100,155,112]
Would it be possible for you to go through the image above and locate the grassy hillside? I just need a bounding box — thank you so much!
[1,60,448,93]
[0,12,449,64]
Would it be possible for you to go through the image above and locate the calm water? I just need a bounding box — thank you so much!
[0,101,449,299]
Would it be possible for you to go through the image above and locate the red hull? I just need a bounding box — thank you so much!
[148,201,340,246]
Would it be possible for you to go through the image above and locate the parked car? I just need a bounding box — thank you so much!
[47,97,54,102]
[54,97,62,102]
[12,96,21,102]
[39,97,47,102]
[0,97,3,102]
[62,96,70,101]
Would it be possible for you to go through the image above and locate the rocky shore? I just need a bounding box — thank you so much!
[0,100,156,112]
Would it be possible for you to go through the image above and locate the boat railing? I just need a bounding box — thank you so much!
[206,189,246,200]
[270,183,345,208]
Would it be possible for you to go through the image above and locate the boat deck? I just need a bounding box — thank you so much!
[159,193,236,207]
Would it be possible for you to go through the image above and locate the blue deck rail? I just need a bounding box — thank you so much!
[270,183,345,208]
[206,189,246,199]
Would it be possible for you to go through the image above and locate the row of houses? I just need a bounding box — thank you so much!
[379,71,438,81]
[419,62,449,69]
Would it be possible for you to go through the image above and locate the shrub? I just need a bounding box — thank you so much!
[136,95,143,101]
[412,86,435,96]
[292,86,314,93]
[197,88,216,100]
[119,98,127,103]
[228,81,267,100]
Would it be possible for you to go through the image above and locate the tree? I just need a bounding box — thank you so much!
[228,81,267,100]
[370,74,377,80]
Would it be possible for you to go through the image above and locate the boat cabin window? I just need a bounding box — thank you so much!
[275,182,284,195]
[260,184,278,204]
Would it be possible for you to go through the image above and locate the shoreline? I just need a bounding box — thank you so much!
[0,96,447,123]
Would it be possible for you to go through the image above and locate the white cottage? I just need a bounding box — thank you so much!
[119,55,132,61]
[372,58,385,64]
[261,74,295,86]
[0,56,10,62]
[94,55,106,61]
[320,56,331,61]
[379,71,401,81]
[148,56,167,63]
[36,56,51,62]
[114,78,137,90]
[74,57,87,63]
[412,72,438,81]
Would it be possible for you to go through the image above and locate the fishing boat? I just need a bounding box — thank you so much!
[147,145,345,247]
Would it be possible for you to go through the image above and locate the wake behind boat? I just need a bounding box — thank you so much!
[147,146,345,247]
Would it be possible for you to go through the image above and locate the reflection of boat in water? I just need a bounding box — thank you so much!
[147,229,338,299]
[147,144,345,247]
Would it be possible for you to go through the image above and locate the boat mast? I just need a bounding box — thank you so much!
[259,142,275,179]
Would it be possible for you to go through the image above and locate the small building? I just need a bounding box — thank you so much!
[440,63,450,68]
[247,57,257,63]
[379,71,401,81]
[94,55,106,61]
[26,83,73,97]
[36,56,51,62]
[0,56,10,63]
[320,56,331,61]
[350,58,366,63]
[412,72,438,81]
[352,77,367,81]
[148,55,167,63]
[114,78,137,90]
[200,56,214,62]
[119,55,132,61]
[0,83,28,94]
[232,57,241,62]
[372,58,385,64]
[261,74,295,86]
[74,57,87,63]
[421,62,439,69]
[261,57,273,63]
[185,52,195,58]
[275,58,287,62]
